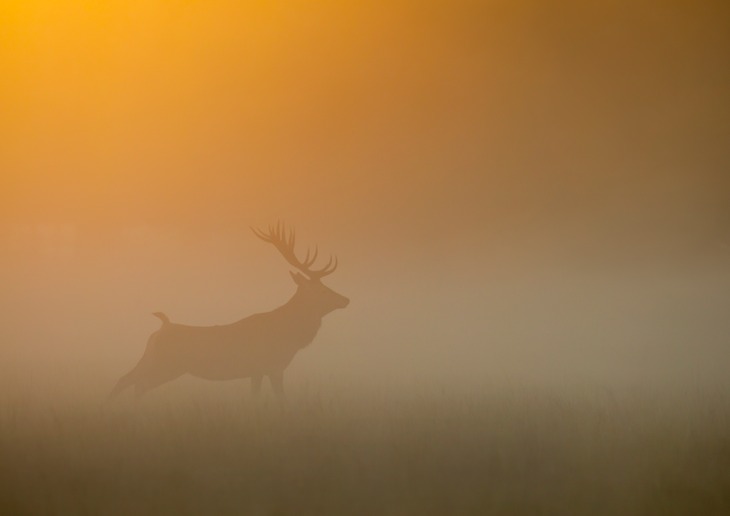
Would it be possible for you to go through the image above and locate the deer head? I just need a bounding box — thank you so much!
[252,222,349,315]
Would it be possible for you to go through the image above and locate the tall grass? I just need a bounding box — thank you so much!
[1,384,728,515]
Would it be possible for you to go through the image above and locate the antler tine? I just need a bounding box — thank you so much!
[303,245,319,268]
[325,255,338,276]
[251,226,271,242]
[307,254,338,279]
[252,222,338,280]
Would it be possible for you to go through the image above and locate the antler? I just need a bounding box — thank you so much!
[251,221,338,280]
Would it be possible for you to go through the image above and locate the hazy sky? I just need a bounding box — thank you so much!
[2,1,728,250]
[1,1,728,392]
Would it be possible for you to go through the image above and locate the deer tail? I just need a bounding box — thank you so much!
[152,312,170,325]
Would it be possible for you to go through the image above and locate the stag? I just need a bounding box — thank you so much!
[109,223,349,401]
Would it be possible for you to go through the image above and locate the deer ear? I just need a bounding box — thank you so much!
[290,271,307,285]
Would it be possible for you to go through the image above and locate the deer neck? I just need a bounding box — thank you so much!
[281,289,327,321]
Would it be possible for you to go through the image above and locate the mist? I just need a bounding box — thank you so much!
[1,1,729,514]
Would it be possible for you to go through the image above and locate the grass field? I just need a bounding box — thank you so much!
[1,382,728,515]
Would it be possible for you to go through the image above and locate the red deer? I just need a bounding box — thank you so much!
[109,223,349,401]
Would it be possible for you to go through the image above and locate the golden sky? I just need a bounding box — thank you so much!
[0,1,729,391]
[1,0,728,260]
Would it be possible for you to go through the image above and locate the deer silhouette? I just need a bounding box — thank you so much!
[109,223,349,401]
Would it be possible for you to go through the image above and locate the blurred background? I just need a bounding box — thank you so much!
[1,0,728,399]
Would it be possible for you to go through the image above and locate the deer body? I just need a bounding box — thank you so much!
[109,224,348,400]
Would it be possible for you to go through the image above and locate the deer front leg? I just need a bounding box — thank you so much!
[268,370,287,406]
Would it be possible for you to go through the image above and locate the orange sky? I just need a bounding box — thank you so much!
[1,0,728,261]
[0,1,729,392]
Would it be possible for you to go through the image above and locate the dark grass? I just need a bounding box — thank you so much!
[1,388,729,515]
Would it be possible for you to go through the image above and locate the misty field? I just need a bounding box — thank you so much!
[1,384,728,516]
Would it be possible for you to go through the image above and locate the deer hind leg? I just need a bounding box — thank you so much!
[109,330,165,401]
[132,368,183,400]
[108,366,180,401]
[108,369,137,400]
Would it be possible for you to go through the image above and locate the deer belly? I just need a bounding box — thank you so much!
[182,342,297,380]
